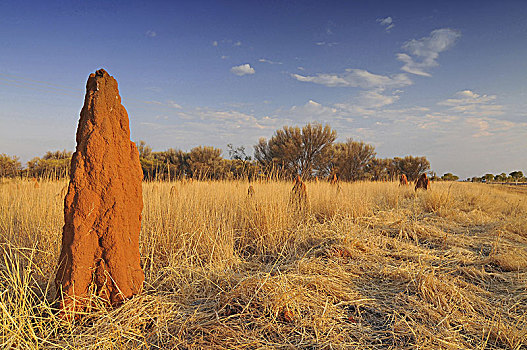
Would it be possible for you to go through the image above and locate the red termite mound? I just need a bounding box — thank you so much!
[415,173,430,191]
[55,69,144,311]
[330,174,339,185]
[399,174,409,186]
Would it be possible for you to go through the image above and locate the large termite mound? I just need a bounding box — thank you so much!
[55,69,144,311]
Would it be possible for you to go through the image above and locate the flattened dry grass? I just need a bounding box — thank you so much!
[0,179,526,349]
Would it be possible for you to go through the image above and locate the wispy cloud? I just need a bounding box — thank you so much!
[397,28,460,76]
[315,41,338,47]
[438,90,503,116]
[139,107,280,148]
[333,89,402,117]
[258,58,282,65]
[212,39,243,47]
[168,100,182,109]
[230,64,255,76]
[289,100,338,119]
[145,30,157,38]
[377,17,394,32]
[355,89,399,109]
[291,69,411,89]
[143,100,163,105]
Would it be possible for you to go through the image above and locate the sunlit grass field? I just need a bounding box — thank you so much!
[1,179,526,349]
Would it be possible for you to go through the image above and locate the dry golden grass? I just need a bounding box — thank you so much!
[0,179,526,349]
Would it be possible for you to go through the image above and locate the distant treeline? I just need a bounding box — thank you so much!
[470,171,525,183]
[2,123,519,183]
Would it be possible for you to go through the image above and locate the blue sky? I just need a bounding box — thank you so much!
[1,0,526,178]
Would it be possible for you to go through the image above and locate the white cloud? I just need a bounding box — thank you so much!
[258,58,282,65]
[396,53,432,77]
[168,100,182,109]
[463,117,522,138]
[175,108,280,132]
[221,55,229,60]
[143,100,163,105]
[438,90,496,106]
[212,39,242,47]
[377,17,395,31]
[397,28,460,76]
[333,89,401,117]
[291,69,412,89]
[289,100,338,118]
[356,89,399,108]
[465,118,491,137]
[315,41,338,47]
[438,90,503,116]
[145,30,157,38]
[230,64,255,76]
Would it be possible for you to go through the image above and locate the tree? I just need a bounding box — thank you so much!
[429,172,441,181]
[332,139,376,181]
[483,173,494,183]
[0,154,21,177]
[393,156,430,181]
[188,146,224,180]
[254,123,336,178]
[494,173,507,182]
[227,144,251,161]
[368,158,395,181]
[226,144,255,180]
[153,148,188,180]
[137,140,153,159]
[441,173,459,181]
[26,150,72,179]
[509,171,524,181]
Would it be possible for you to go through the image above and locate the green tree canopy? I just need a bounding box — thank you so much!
[483,173,494,182]
[368,158,396,181]
[494,173,507,182]
[188,146,224,180]
[441,173,459,181]
[0,154,21,177]
[254,123,336,178]
[509,171,524,180]
[332,139,376,181]
[26,150,72,179]
[393,156,430,182]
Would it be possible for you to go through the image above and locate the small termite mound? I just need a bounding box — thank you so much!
[247,185,255,197]
[415,173,430,191]
[330,173,339,185]
[400,174,409,186]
